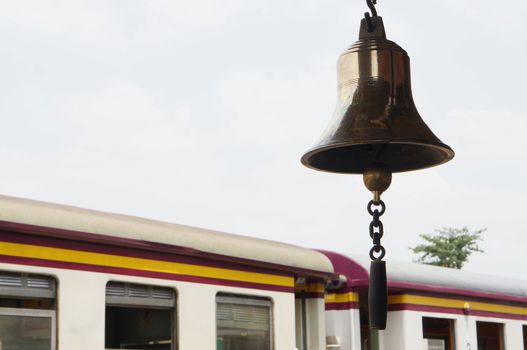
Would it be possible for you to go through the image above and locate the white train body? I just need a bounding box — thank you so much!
[0,195,332,350]
[0,195,526,350]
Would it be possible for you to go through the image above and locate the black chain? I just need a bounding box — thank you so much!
[368,200,386,260]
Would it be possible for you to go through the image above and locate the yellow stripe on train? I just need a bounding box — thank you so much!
[325,292,359,304]
[0,241,294,288]
[296,283,325,294]
[388,294,527,316]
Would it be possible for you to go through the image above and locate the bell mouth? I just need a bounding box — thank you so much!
[301,141,455,174]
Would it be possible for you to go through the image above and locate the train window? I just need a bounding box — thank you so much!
[422,317,455,350]
[105,282,176,350]
[216,294,272,350]
[0,272,56,350]
[523,325,526,350]
[476,321,504,350]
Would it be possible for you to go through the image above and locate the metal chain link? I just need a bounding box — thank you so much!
[368,200,386,260]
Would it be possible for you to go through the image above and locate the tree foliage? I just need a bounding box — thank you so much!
[410,227,485,269]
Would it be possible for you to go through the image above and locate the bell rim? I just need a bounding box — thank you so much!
[301,140,455,174]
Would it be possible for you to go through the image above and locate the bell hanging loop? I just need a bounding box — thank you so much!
[364,0,378,32]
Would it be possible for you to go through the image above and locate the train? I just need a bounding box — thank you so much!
[0,194,525,350]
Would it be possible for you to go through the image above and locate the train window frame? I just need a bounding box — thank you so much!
[422,317,455,350]
[104,281,177,350]
[0,271,56,302]
[0,272,57,350]
[0,307,57,350]
[216,293,274,350]
[476,321,504,350]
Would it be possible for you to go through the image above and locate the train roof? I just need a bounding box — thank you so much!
[322,251,527,301]
[0,195,334,276]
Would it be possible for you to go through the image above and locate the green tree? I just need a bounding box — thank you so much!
[410,227,485,269]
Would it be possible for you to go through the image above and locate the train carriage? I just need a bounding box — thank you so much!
[321,251,527,350]
[1,194,527,350]
[0,195,334,350]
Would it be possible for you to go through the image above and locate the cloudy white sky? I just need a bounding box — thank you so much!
[0,1,526,279]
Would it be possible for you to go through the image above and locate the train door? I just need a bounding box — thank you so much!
[294,279,326,350]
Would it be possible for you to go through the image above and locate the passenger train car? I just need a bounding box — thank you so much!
[0,194,526,350]
[0,195,334,350]
[321,252,527,350]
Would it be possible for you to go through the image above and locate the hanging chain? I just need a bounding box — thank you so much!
[368,199,386,260]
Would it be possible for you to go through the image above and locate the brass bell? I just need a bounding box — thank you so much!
[301,8,454,331]
[301,16,454,174]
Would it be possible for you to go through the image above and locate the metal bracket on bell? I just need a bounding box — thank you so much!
[363,163,391,202]
[364,0,378,32]
[359,16,386,40]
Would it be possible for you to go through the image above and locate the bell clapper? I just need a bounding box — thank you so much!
[363,162,391,329]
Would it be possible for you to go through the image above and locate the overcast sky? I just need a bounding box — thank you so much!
[0,1,526,280]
